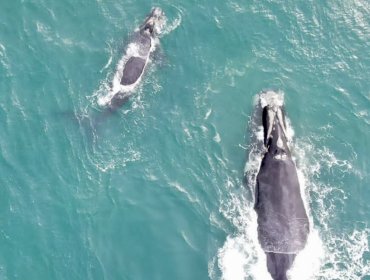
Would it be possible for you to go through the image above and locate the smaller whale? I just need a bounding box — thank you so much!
[254,91,309,280]
[101,7,165,108]
[120,7,164,87]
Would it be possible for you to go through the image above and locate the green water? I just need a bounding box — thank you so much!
[0,0,369,279]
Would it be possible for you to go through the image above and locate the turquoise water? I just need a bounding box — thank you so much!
[0,0,369,279]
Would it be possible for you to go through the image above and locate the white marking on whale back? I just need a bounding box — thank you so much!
[266,108,275,142]
[277,107,288,138]
[261,91,292,144]
[276,136,284,149]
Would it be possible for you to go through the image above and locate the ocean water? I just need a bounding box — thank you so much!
[0,0,369,279]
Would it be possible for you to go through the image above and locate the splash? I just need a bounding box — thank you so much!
[159,10,182,37]
[291,138,369,279]
[259,90,285,109]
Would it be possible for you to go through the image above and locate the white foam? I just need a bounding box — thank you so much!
[100,43,113,73]
[214,132,221,143]
[159,10,182,36]
[169,181,198,204]
[205,109,212,120]
[181,231,197,251]
[292,137,369,279]
[0,43,11,74]
[218,237,249,280]
[259,90,285,108]
[0,43,5,55]
[217,200,273,280]
[289,229,325,279]
[36,21,53,42]
[91,147,141,173]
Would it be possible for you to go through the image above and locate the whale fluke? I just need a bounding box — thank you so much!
[266,252,296,280]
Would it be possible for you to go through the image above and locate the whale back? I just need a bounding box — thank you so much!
[120,57,146,86]
[135,32,152,56]
[255,152,309,253]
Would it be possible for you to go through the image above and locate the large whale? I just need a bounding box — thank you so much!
[103,7,165,109]
[254,93,310,280]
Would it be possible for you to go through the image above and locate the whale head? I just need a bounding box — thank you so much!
[141,7,166,36]
[262,103,291,159]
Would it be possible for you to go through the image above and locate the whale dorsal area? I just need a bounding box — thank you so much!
[136,33,152,56]
[120,57,146,86]
[255,153,309,253]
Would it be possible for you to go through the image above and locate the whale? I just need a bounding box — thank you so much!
[120,7,164,87]
[105,7,165,109]
[254,92,309,280]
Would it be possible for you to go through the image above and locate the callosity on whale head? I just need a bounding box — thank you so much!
[140,7,166,36]
[262,104,290,160]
